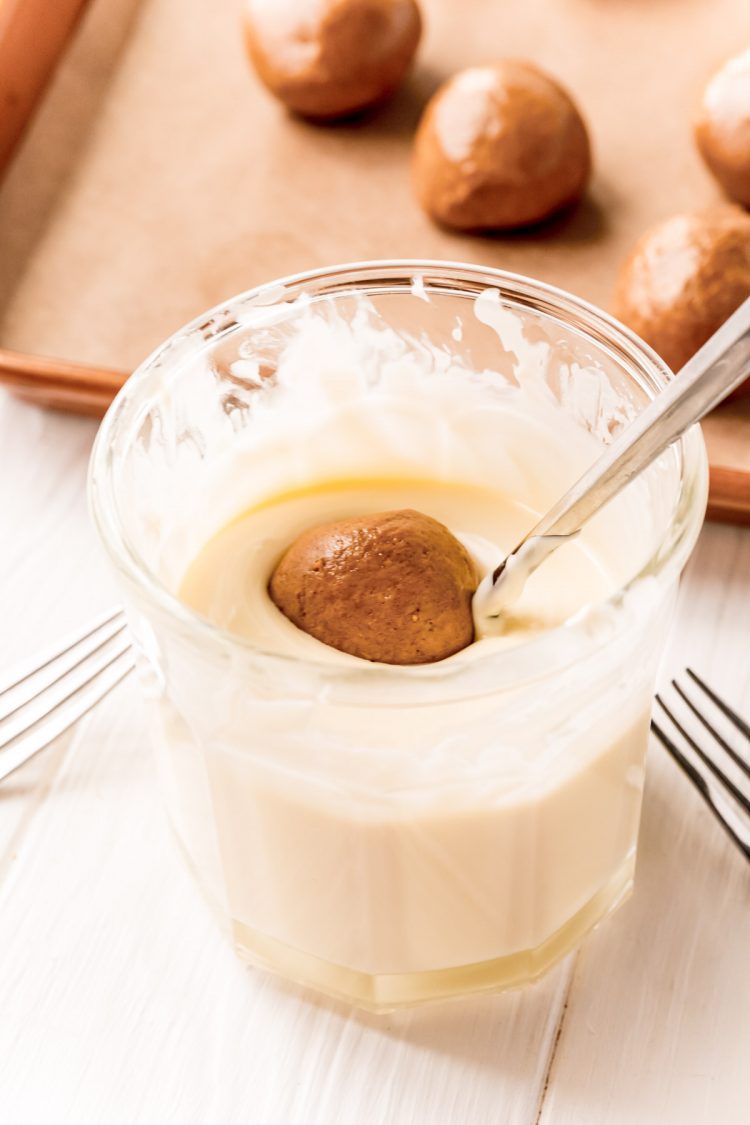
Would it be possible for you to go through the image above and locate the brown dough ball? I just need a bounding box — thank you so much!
[243,0,422,120]
[412,60,591,231]
[268,508,477,664]
[613,206,750,390]
[695,49,750,207]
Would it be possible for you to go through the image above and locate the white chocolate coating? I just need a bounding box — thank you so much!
[179,480,615,663]
[138,288,672,989]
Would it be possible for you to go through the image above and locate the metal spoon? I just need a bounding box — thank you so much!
[474,297,750,621]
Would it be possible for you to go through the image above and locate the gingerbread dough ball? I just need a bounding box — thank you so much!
[412,60,592,231]
[695,49,750,207]
[614,206,750,385]
[243,0,422,120]
[268,508,477,664]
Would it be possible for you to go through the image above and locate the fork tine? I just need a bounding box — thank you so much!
[0,635,132,748]
[0,648,135,783]
[672,679,750,783]
[0,612,128,724]
[654,694,750,816]
[651,716,750,861]
[687,668,750,745]
[0,607,126,702]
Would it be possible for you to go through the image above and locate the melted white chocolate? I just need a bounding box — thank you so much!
[148,289,671,994]
[179,478,616,665]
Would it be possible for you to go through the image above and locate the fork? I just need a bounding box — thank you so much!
[0,608,134,783]
[652,669,750,861]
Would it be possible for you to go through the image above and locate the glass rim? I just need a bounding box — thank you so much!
[88,258,708,690]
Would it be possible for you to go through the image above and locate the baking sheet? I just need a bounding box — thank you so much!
[1,0,748,518]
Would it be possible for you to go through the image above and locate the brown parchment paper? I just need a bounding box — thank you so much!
[0,0,748,514]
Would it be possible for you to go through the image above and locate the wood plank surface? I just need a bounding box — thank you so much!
[2,390,750,1124]
[540,524,750,1125]
[0,399,568,1125]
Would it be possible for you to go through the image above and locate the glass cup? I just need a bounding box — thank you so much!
[89,262,708,1011]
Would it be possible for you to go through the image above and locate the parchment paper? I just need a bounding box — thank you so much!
[0,0,748,514]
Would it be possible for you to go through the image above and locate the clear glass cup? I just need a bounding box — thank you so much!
[89,261,708,1011]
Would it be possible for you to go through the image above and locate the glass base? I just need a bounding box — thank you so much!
[231,854,635,1012]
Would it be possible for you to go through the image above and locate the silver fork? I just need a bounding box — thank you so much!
[0,608,134,783]
[652,669,750,861]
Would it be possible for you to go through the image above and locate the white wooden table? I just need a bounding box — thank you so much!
[1,393,748,1125]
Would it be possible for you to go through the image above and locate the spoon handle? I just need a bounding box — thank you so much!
[488,297,750,596]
